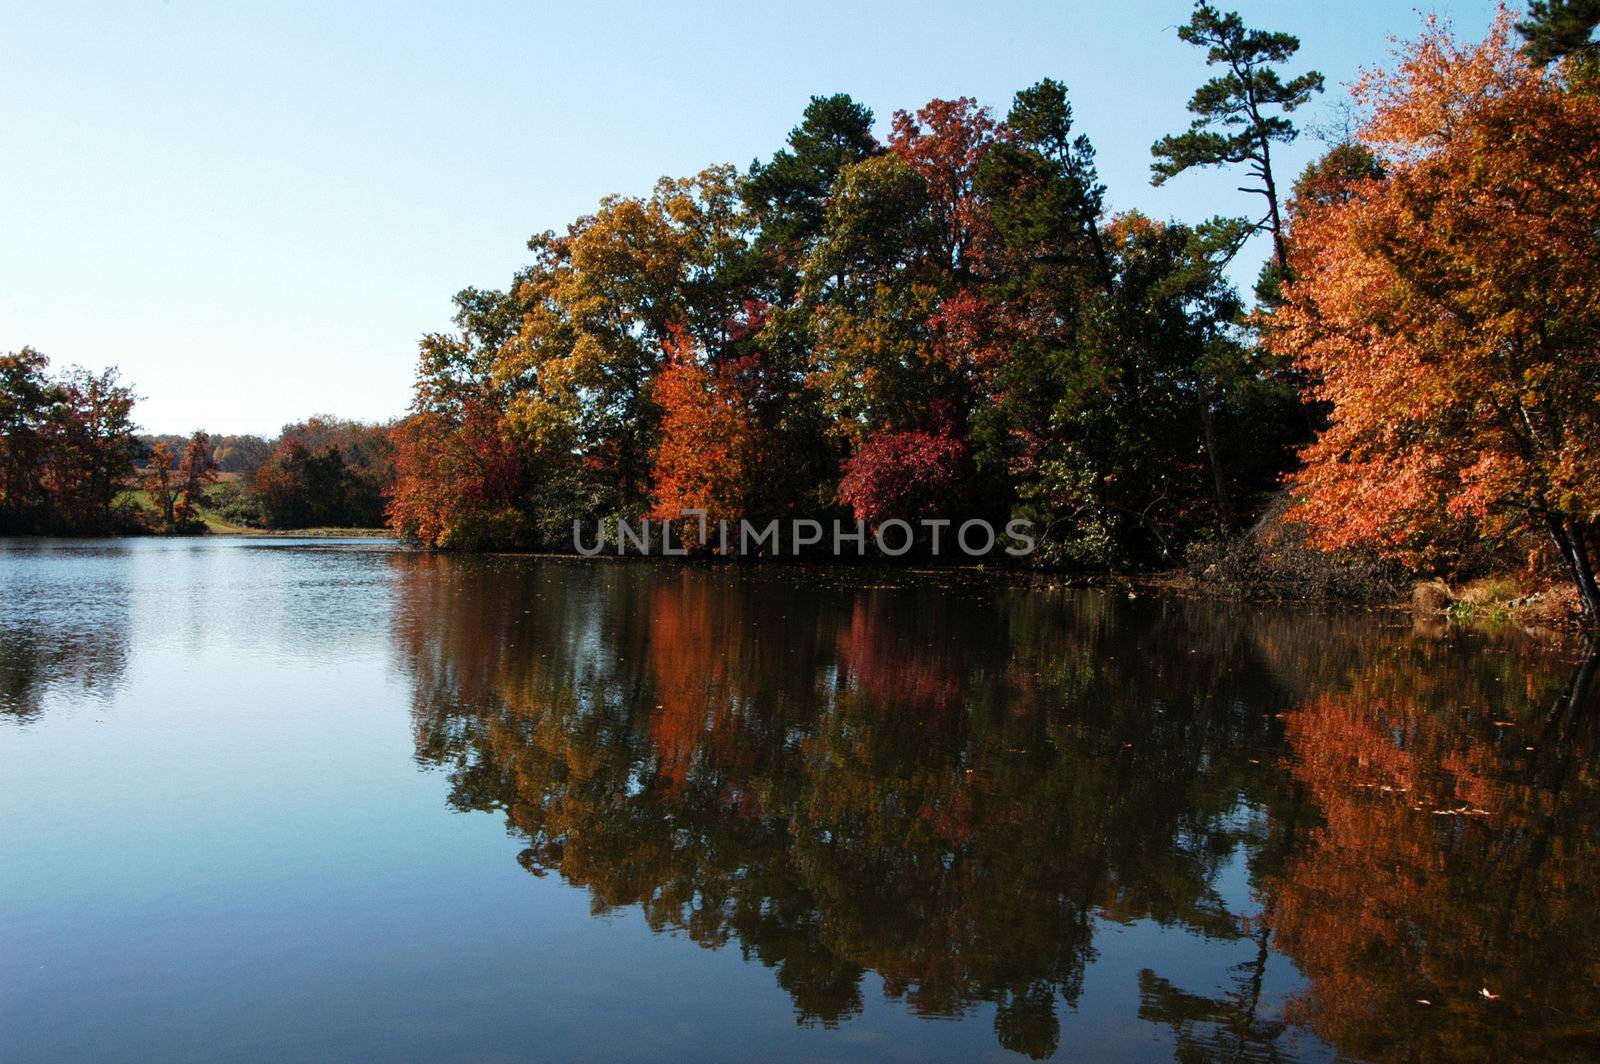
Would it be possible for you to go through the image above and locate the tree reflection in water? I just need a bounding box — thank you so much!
[0,546,131,723]
[391,555,1600,1060]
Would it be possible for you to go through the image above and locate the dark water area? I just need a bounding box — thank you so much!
[3,538,1598,1062]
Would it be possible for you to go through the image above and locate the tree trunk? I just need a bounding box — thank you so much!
[1199,400,1232,536]
[1257,135,1289,274]
[1547,516,1600,626]
[1574,523,1600,626]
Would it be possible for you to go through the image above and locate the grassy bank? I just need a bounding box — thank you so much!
[112,487,391,539]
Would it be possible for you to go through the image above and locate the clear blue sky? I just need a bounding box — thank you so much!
[2,1,1495,436]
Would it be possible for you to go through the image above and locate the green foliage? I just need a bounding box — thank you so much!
[980,78,1112,291]
[1151,2,1323,268]
[1519,0,1600,65]
[206,480,263,527]
[742,94,879,271]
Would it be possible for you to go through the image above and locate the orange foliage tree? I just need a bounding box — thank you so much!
[173,431,219,528]
[143,441,178,530]
[388,398,526,550]
[1269,12,1600,620]
[648,327,763,544]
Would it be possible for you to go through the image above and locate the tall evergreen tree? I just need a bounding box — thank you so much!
[1152,3,1323,272]
[742,94,879,277]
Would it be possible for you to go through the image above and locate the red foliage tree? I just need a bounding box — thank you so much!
[888,97,1000,274]
[387,398,526,549]
[837,423,971,526]
[142,441,177,530]
[172,431,219,528]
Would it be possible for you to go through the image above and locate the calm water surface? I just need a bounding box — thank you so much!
[3,538,1598,1062]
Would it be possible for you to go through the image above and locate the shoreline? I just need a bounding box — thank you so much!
[7,530,1593,637]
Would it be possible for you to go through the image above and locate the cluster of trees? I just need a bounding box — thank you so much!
[1,350,395,536]
[8,3,1597,617]
[142,432,220,532]
[390,4,1328,562]
[137,416,395,531]
[0,348,139,535]
[237,417,394,529]
[387,2,1600,623]
[0,350,397,533]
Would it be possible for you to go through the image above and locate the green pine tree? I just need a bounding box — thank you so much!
[1151,2,1323,272]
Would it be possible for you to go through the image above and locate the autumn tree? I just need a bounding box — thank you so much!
[1271,12,1600,621]
[389,398,532,549]
[800,98,1005,531]
[836,422,971,526]
[0,349,61,531]
[403,170,763,545]
[388,291,573,549]
[495,167,759,517]
[172,431,219,528]
[1152,2,1324,271]
[648,327,764,542]
[49,367,138,531]
[1,352,138,534]
[143,441,178,530]
[888,97,999,278]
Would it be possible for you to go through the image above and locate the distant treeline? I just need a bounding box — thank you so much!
[137,417,393,530]
[137,417,394,531]
[0,349,394,536]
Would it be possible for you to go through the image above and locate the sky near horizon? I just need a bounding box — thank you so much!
[3,1,1496,436]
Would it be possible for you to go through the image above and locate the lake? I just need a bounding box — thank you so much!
[3,537,1597,1062]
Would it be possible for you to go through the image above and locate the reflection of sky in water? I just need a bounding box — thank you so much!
[1,538,1595,1063]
